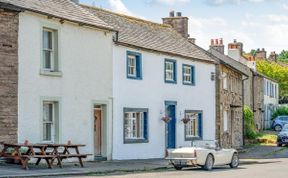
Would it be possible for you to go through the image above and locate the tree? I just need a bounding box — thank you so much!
[272,107,288,120]
[256,60,288,101]
[244,105,257,139]
[277,50,288,63]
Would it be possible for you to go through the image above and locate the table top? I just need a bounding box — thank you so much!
[46,144,86,147]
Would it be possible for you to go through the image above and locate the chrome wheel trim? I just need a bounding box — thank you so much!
[207,155,213,169]
[275,125,282,131]
[232,155,239,167]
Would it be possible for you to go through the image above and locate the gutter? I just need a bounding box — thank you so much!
[242,74,249,146]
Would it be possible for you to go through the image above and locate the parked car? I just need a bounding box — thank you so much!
[166,140,239,171]
[277,124,288,147]
[272,116,288,131]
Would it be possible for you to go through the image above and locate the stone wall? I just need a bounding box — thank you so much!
[253,75,264,130]
[217,65,243,148]
[0,9,19,143]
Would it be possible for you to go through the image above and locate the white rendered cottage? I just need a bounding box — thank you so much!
[0,0,115,160]
[84,6,217,160]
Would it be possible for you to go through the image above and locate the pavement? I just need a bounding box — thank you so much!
[76,158,288,178]
[0,145,288,178]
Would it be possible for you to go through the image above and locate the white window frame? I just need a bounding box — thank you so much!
[165,61,174,81]
[42,28,55,71]
[183,65,192,84]
[185,112,199,138]
[42,101,56,142]
[124,112,144,140]
[127,55,137,77]
[223,110,228,132]
[223,72,228,90]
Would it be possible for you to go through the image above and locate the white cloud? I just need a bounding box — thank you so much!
[108,0,133,16]
[282,3,288,10]
[206,0,278,6]
[156,0,190,5]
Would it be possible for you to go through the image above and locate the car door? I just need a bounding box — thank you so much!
[214,149,232,165]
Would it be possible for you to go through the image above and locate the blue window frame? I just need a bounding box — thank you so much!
[126,51,142,80]
[182,64,195,85]
[165,59,177,84]
[123,108,148,144]
[184,110,203,141]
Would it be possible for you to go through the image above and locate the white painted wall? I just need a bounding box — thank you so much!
[17,12,113,160]
[112,46,216,160]
[263,78,279,129]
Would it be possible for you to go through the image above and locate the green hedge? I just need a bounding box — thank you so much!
[244,105,258,139]
[271,106,288,120]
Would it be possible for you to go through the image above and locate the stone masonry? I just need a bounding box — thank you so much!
[0,8,19,143]
[218,65,243,148]
[253,74,265,130]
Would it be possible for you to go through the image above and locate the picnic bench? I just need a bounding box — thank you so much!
[0,142,90,170]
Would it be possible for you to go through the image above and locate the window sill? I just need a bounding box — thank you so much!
[124,139,148,144]
[127,75,142,80]
[40,70,62,77]
[165,80,177,84]
[185,136,202,141]
[183,82,195,86]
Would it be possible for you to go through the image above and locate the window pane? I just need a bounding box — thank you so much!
[43,123,52,141]
[43,50,52,69]
[43,30,52,49]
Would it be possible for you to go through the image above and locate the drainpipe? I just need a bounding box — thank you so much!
[242,75,249,146]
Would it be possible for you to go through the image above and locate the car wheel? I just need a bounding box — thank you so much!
[173,165,183,170]
[229,153,239,168]
[204,154,214,171]
[274,125,282,132]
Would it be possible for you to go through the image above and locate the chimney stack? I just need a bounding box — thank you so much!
[209,38,224,54]
[162,11,189,38]
[255,48,267,59]
[227,39,244,61]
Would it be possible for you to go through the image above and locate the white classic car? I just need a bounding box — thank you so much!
[166,140,239,171]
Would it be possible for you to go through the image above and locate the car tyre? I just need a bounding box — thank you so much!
[229,153,239,168]
[204,154,214,171]
[274,125,282,132]
[173,165,183,170]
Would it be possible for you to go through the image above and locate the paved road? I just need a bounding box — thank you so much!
[74,158,288,178]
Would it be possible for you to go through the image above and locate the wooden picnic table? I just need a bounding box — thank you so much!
[0,142,90,169]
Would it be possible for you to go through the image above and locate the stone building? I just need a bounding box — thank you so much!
[255,48,267,60]
[0,4,20,143]
[209,39,250,148]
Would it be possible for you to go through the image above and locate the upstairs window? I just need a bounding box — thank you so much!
[165,59,177,84]
[124,108,148,143]
[185,111,203,140]
[127,51,142,80]
[42,28,58,72]
[222,72,228,90]
[183,64,195,85]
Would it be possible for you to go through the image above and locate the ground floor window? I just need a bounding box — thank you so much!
[185,110,202,140]
[124,108,148,143]
[42,100,59,143]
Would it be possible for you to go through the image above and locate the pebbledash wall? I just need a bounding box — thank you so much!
[0,9,19,143]
[112,45,216,160]
[17,12,114,160]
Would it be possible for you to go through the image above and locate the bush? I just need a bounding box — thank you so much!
[271,106,288,120]
[244,105,258,139]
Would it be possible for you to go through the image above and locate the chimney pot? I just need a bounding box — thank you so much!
[211,39,214,45]
[177,12,182,17]
[169,11,175,17]
[215,39,219,45]
[233,39,237,43]
[220,38,223,45]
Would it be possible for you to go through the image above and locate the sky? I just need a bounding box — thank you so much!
[80,0,288,55]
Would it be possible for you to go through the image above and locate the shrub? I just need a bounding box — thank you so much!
[244,105,258,139]
[271,106,288,120]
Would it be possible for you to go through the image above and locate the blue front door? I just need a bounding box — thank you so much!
[166,104,176,149]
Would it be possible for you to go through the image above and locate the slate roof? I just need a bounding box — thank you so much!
[208,48,251,76]
[0,0,113,31]
[82,5,214,63]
